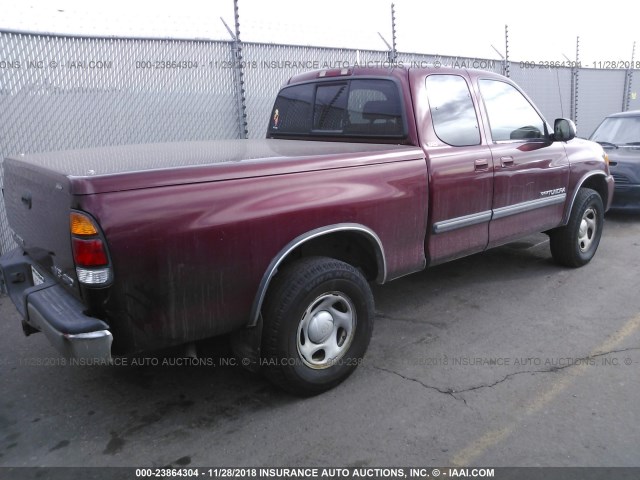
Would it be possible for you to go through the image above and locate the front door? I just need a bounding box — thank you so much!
[476,78,570,247]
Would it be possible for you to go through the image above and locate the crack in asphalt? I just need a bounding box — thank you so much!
[373,366,468,405]
[373,346,640,405]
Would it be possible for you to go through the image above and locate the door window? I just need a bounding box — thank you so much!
[426,75,480,146]
[479,79,546,142]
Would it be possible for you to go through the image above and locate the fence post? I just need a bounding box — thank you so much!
[378,3,397,64]
[504,25,510,78]
[622,41,636,112]
[231,0,248,139]
[390,3,397,64]
[571,36,580,126]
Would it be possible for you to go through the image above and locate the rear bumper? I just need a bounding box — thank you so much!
[0,248,112,362]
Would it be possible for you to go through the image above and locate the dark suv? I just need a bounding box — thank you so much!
[590,110,640,210]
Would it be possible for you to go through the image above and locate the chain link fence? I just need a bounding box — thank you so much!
[0,31,241,254]
[242,44,391,137]
[509,67,574,128]
[0,30,637,254]
[577,69,628,136]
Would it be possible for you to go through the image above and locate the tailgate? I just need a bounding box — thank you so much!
[3,157,79,297]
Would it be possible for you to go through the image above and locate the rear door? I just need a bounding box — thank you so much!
[476,78,570,247]
[419,73,494,264]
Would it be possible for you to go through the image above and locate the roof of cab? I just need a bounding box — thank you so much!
[605,110,640,118]
[285,65,509,86]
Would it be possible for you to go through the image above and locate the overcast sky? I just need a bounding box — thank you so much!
[0,0,636,65]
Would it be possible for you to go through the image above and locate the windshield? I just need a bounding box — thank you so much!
[590,116,640,145]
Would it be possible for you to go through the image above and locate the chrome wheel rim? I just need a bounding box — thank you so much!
[578,207,597,252]
[296,292,356,369]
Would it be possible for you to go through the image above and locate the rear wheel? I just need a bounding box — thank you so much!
[550,188,604,267]
[262,256,374,396]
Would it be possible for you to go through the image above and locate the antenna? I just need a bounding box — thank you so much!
[556,69,565,118]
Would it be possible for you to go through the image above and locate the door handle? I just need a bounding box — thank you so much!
[474,159,489,171]
[500,156,514,167]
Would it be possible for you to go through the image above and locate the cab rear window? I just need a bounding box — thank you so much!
[267,79,406,139]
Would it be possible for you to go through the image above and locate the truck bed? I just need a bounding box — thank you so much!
[6,139,425,194]
[2,138,429,356]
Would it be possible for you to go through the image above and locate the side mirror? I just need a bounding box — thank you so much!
[553,118,576,142]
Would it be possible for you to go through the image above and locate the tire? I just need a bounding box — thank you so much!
[550,188,604,267]
[261,256,374,396]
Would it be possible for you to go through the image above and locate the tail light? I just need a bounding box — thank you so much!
[70,212,111,285]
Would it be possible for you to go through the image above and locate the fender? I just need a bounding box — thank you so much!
[563,171,612,224]
[247,223,387,328]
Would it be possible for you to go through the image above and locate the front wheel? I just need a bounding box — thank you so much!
[261,257,374,396]
[549,188,604,267]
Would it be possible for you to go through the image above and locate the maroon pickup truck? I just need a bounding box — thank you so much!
[0,67,614,395]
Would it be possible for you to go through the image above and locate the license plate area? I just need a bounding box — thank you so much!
[31,265,45,286]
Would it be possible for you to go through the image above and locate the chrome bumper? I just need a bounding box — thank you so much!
[0,248,112,362]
